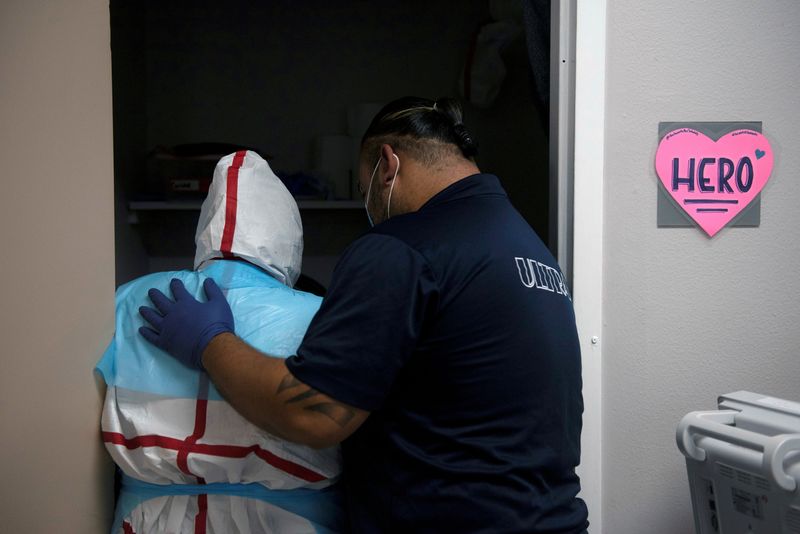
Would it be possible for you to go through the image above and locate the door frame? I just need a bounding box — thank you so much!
[552,0,606,531]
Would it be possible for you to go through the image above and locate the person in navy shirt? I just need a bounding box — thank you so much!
[139,96,589,533]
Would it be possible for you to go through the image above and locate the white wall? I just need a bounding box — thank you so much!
[600,1,800,532]
[0,1,115,531]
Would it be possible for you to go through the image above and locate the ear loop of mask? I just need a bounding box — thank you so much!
[386,154,400,219]
[365,153,400,226]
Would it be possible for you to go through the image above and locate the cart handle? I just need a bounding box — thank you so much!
[676,410,800,492]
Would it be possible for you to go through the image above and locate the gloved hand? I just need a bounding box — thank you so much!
[139,278,234,369]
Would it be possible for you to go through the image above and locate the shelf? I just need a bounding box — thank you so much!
[128,199,362,211]
[296,200,362,210]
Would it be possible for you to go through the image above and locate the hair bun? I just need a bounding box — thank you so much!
[453,123,478,158]
[362,95,479,161]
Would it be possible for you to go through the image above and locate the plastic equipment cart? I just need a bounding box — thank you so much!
[677,391,800,533]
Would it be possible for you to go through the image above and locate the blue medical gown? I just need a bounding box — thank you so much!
[96,260,344,533]
[97,260,322,401]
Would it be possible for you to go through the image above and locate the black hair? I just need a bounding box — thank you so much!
[361,96,478,162]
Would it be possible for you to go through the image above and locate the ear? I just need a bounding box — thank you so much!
[379,144,400,186]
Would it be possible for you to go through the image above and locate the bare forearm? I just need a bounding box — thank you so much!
[201,333,294,439]
[201,333,367,448]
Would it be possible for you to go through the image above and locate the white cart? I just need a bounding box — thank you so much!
[677,391,800,534]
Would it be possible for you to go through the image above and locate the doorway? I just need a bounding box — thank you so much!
[109,0,595,523]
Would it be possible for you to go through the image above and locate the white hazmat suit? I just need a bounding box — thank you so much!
[97,151,343,533]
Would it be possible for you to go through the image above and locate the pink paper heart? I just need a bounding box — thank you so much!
[655,128,773,237]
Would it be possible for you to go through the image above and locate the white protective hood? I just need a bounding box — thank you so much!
[194,151,303,287]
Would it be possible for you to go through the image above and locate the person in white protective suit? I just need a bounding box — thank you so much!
[96,151,344,534]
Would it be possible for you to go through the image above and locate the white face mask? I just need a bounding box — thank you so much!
[364,154,400,227]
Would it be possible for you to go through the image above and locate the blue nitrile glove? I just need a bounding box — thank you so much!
[139,278,234,369]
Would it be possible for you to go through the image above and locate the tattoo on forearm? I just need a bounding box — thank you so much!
[285,388,322,404]
[277,372,357,428]
[305,402,357,427]
[276,373,302,394]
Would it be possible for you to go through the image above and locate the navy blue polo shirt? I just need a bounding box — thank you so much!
[286,174,588,533]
